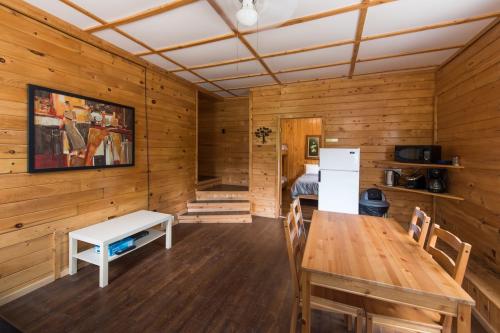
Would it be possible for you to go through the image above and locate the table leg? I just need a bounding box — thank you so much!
[99,244,109,288]
[301,271,311,333]
[69,237,77,275]
[166,218,172,249]
[457,303,471,333]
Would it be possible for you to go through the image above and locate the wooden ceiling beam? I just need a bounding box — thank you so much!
[241,0,396,36]
[205,0,281,84]
[59,0,236,97]
[135,33,236,56]
[362,11,500,42]
[358,45,464,63]
[85,0,199,33]
[172,56,256,72]
[166,10,500,73]
[348,1,369,78]
[193,45,464,84]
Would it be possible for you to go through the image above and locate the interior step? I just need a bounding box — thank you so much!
[196,177,222,190]
[187,200,250,212]
[178,211,252,224]
[196,190,249,201]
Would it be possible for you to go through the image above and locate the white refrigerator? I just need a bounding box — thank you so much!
[318,148,360,214]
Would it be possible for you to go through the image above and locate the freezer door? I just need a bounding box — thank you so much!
[319,148,360,172]
[318,169,359,214]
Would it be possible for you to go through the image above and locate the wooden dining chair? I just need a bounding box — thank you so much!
[365,224,472,333]
[408,206,431,248]
[290,198,306,247]
[282,212,364,333]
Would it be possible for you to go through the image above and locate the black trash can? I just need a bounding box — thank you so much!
[359,188,390,217]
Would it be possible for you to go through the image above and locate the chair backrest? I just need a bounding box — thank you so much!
[407,207,431,248]
[290,198,306,246]
[426,224,472,284]
[283,212,303,299]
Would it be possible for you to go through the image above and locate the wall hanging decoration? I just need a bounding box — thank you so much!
[305,135,321,159]
[255,127,272,144]
[28,85,135,173]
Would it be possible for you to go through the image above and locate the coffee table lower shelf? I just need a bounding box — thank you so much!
[75,228,165,265]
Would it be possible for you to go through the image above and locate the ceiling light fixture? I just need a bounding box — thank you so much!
[237,0,258,26]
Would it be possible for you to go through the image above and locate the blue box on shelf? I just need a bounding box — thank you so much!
[94,237,135,256]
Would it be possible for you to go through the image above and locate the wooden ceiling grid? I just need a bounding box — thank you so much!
[41,0,500,96]
[60,0,237,96]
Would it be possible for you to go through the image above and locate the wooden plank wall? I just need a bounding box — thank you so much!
[281,118,321,185]
[0,4,196,304]
[250,70,435,220]
[435,22,500,332]
[147,71,197,214]
[198,97,249,186]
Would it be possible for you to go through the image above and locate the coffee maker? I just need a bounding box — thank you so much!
[427,168,447,193]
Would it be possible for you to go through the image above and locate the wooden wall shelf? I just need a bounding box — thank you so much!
[374,160,464,169]
[376,184,464,201]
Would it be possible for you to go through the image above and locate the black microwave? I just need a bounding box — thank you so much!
[395,145,441,164]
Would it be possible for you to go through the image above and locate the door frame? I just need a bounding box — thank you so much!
[276,115,324,217]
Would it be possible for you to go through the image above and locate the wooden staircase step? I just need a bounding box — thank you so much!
[196,177,222,190]
[187,200,250,212]
[178,211,252,224]
[196,191,249,201]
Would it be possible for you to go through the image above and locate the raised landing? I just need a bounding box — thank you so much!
[180,184,251,223]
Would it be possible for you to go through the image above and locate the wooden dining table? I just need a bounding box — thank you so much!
[301,210,475,333]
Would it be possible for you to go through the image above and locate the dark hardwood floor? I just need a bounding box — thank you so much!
[0,217,487,333]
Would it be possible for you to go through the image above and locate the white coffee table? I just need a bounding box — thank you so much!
[69,210,173,287]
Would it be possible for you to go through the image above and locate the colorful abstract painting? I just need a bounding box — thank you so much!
[28,85,135,172]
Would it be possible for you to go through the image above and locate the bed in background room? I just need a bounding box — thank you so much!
[290,164,319,200]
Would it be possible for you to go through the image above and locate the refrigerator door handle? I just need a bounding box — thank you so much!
[318,170,321,183]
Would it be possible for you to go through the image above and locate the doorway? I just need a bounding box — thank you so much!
[279,117,322,219]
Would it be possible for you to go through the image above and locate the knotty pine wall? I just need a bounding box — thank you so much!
[434,23,499,331]
[198,97,249,186]
[0,4,196,304]
[250,70,435,220]
[281,117,321,185]
[436,22,499,274]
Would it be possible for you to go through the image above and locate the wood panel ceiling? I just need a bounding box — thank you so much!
[24,0,500,97]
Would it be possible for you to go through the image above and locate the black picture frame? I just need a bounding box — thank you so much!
[28,84,135,173]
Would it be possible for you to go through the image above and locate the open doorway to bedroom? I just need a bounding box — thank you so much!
[279,117,322,220]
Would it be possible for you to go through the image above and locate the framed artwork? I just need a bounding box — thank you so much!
[305,135,321,159]
[28,85,135,173]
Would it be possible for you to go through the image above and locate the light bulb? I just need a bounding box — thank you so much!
[236,0,258,26]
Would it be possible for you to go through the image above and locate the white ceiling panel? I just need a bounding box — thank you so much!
[175,71,202,82]
[164,38,252,67]
[217,76,276,89]
[230,88,250,96]
[216,0,361,30]
[354,49,459,75]
[359,19,495,59]
[93,29,148,53]
[364,0,500,36]
[141,54,180,71]
[71,0,175,22]
[265,44,353,72]
[24,0,100,29]
[194,60,265,80]
[245,11,358,54]
[215,91,234,98]
[118,1,232,49]
[277,65,350,83]
[291,0,362,20]
[197,82,220,92]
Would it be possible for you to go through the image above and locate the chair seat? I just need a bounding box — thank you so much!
[365,299,443,333]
